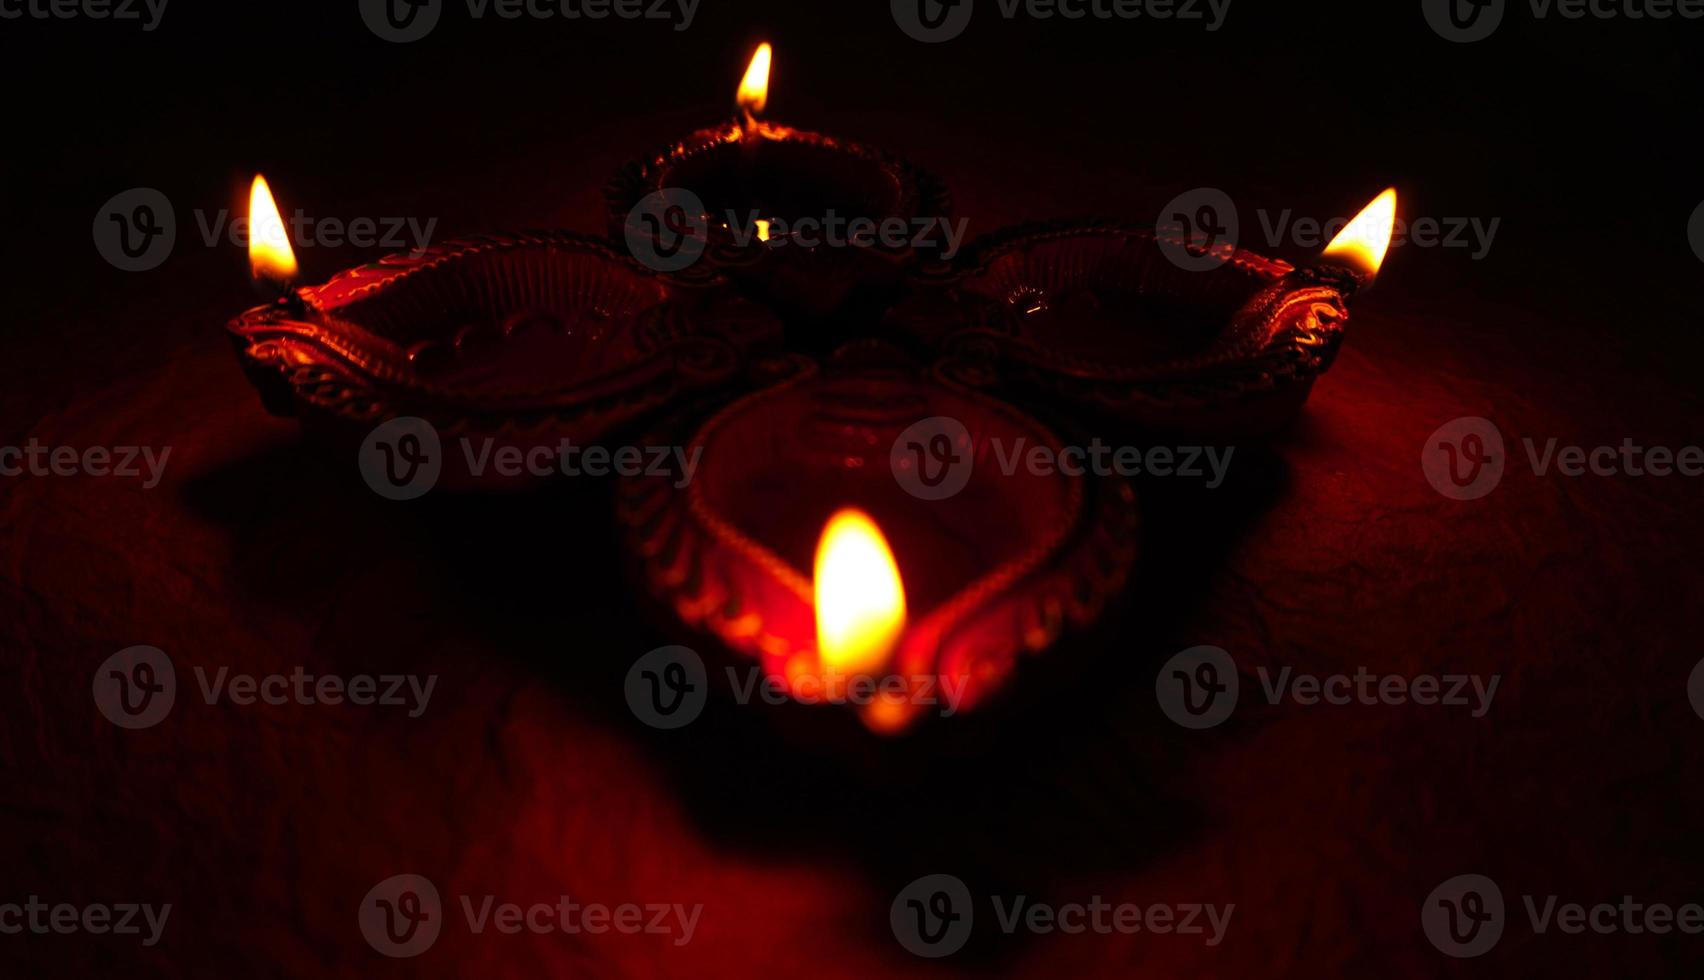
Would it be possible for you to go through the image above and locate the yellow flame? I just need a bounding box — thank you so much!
[737,42,772,119]
[814,508,906,677]
[1322,187,1397,278]
[248,175,298,286]
[755,218,772,242]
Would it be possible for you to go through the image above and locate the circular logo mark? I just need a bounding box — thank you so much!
[891,874,974,957]
[1688,201,1704,264]
[624,189,710,273]
[1154,187,1239,272]
[1422,0,1506,43]
[93,188,175,272]
[1422,416,1506,501]
[359,417,443,500]
[1421,873,1504,958]
[359,0,441,42]
[892,0,974,42]
[359,873,442,958]
[625,645,708,729]
[92,645,176,730]
[891,416,974,501]
[1155,645,1239,730]
[1688,657,1704,721]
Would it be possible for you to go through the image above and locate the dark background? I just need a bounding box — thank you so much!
[4,0,1703,976]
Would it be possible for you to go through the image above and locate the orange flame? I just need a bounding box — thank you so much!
[1322,187,1398,279]
[813,508,906,677]
[737,42,772,120]
[248,175,298,287]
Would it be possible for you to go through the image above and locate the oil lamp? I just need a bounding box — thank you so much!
[892,189,1401,438]
[227,180,782,487]
[606,43,952,321]
[617,351,1139,734]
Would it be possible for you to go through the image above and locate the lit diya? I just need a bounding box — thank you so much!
[228,175,781,488]
[617,351,1138,734]
[605,43,952,321]
[893,190,1400,438]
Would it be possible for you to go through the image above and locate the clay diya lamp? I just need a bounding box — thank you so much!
[617,346,1138,734]
[892,190,1399,439]
[604,44,952,324]
[230,176,780,489]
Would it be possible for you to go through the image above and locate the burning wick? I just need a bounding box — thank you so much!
[248,174,303,312]
[1316,187,1399,292]
[736,42,771,138]
[814,508,907,679]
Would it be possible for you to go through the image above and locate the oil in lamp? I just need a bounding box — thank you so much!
[606,43,952,321]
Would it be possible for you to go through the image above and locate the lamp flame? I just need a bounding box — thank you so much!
[814,508,906,677]
[248,175,298,287]
[737,42,772,122]
[1322,187,1398,279]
